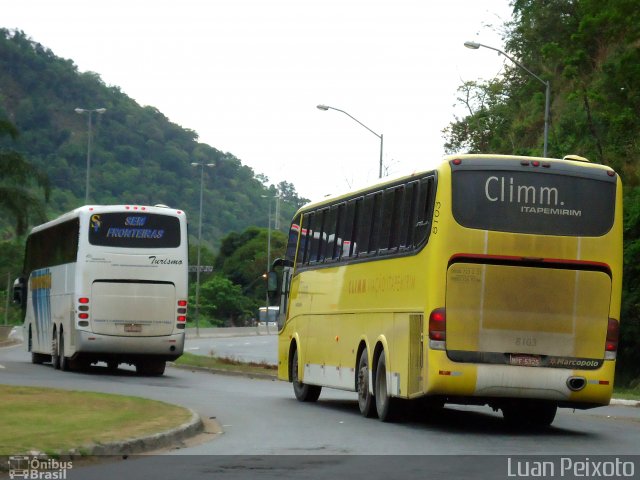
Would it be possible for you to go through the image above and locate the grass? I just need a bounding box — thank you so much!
[0,385,192,456]
[611,385,640,401]
[174,352,277,377]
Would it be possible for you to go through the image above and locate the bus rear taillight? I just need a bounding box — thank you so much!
[429,308,446,351]
[605,318,619,360]
[177,300,187,328]
[78,297,90,326]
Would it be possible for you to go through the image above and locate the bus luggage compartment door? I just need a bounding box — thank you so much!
[445,262,611,363]
[90,281,175,336]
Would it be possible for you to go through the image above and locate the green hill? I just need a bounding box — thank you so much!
[0,28,306,247]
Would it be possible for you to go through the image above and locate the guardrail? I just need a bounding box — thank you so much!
[0,325,13,341]
[184,326,278,338]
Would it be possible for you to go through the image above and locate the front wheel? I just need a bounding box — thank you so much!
[375,350,399,422]
[291,348,321,402]
[357,348,376,417]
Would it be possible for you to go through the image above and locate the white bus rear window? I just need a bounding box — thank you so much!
[88,212,181,248]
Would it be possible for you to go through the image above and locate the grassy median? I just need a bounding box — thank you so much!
[174,352,277,376]
[0,385,192,456]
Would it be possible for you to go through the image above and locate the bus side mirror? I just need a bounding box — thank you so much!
[13,277,26,308]
[271,257,293,270]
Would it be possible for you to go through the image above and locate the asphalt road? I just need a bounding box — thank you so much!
[184,332,277,365]
[1,342,639,479]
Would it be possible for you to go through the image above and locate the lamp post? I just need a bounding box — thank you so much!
[261,194,275,334]
[464,41,550,158]
[75,107,106,204]
[191,161,215,337]
[316,104,384,178]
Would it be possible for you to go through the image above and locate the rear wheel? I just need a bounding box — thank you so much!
[292,348,321,402]
[136,360,166,376]
[29,329,47,365]
[59,330,69,371]
[375,350,399,422]
[107,361,119,372]
[31,351,47,364]
[357,348,376,417]
[51,329,60,370]
[502,401,557,428]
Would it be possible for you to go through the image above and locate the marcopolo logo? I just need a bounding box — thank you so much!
[8,456,73,479]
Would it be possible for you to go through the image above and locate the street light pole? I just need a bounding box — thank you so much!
[261,195,276,334]
[75,107,106,204]
[464,41,550,158]
[316,104,384,178]
[266,199,271,334]
[191,161,214,337]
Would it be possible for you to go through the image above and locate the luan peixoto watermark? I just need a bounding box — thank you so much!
[507,456,636,478]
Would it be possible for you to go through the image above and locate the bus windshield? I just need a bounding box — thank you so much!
[451,167,616,236]
[88,212,181,248]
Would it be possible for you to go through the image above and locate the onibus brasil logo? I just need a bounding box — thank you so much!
[8,456,72,479]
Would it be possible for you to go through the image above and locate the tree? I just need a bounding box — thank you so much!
[197,275,253,326]
[620,186,640,382]
[0,118,49,236]
[442,79,511,154]
[214,226,287,308]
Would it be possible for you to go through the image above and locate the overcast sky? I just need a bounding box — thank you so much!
[4,0,512,201]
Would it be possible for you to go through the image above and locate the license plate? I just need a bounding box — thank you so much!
[509,354,541,367]
[124,324,142,333]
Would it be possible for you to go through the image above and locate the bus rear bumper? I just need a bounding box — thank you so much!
[74,330,184,359]
[425,351,615,409]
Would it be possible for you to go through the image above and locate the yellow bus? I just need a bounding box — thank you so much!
[269,154,622,425]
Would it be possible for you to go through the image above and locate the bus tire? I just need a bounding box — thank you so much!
[502,402,557,428]
[59,330,69,372]
[292,348,321,402]
[375,350,399,422]
[31,352,47,364]
[29,329,47,365]
[530,403,557,427]
[357,348,376,418]
[51,328,61,370]
[68,357,85,372]
[136,360,166,376]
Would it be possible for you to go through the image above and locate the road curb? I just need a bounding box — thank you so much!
[62,408,204,457]
[609,398,640,407]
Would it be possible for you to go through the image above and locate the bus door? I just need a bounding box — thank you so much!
[268,258,293,331]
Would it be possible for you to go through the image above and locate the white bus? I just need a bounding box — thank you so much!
[14,205,189,375]
[258,306,279,325]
